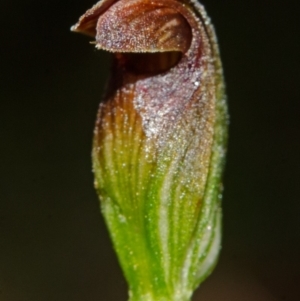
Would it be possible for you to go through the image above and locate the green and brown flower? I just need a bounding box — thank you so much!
[72,0,228,300]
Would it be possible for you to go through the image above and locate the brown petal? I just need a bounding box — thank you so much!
[95,0,192,53]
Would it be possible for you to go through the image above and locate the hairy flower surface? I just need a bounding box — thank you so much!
[72,0,227,300]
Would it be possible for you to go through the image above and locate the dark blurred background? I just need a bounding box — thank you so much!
[1,0,300,300]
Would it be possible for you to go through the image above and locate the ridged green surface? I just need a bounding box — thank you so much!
[92,63,227,301]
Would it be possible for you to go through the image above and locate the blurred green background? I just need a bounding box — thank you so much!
[1,0,299,300]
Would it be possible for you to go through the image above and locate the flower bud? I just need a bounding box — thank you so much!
[72,0,227,300]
